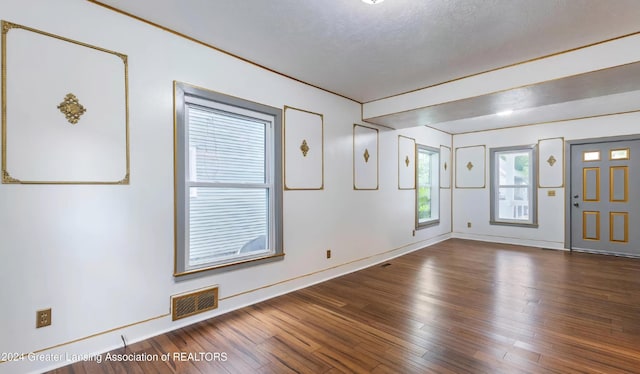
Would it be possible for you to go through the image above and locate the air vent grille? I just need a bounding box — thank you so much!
[172,286,219,321]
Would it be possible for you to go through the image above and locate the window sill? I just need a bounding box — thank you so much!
[417,219,440,229]
[174,252,285,278]
[490,220,539,228]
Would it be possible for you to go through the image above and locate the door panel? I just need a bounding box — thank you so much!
[582,211,600,241]
[583,168,600,201]
[571,140,640,256]
[609,166,627,202]
[609,212,628,243]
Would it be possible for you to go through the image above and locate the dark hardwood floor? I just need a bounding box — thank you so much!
[49,239,640,373]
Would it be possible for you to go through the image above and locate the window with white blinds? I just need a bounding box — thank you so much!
[174,82,283,275]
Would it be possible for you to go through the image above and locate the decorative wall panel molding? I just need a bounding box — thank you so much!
[538,137,564,188]
[440,145,451,189]
[1,21,129,184]
[353,124,378,190]
[455,145,486,188]
[398,135,416,190]
[284,106,323,190]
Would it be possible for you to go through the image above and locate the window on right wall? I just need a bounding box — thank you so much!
[490,145,538,227]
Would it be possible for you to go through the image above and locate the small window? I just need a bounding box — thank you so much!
[490,145,538,227]
[610,148,629,160]
[583,151,600,161]
[416,145,439,228]
[174,82,283,276]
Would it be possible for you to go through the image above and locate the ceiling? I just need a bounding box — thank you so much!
[92,0,640,132]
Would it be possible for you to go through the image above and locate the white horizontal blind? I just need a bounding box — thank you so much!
[188,107,265,183]
[189,188,268,266]
[186,104,271,268]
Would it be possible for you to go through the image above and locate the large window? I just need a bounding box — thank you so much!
[174,82,283,276]
[416,145,439,228]
[490,145,537,227]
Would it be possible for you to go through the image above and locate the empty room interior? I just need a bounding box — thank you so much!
[2,0,640,373]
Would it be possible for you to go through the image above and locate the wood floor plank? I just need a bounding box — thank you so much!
[47,239,640,373]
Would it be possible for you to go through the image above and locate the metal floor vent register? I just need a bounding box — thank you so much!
[172,286,219,321]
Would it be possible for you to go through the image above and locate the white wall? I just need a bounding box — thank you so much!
[452,112,640,248]
[0,1,451,373]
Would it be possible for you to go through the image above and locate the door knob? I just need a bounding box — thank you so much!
[573,202,579,207]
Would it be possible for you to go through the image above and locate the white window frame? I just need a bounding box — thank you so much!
[416,144,440,229]
[490,145,538,227]
[174,82,283,276]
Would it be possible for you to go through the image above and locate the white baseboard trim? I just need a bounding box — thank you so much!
[452,232,567,250]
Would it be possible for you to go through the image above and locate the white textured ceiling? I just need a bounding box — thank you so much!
[91,0,640,132]
[91,0,640,103]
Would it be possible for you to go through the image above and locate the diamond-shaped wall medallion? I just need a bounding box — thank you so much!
[405,156,410,167]
[363,148,370,163]
[444,162,447,171]
[466,161,474,170]
[300,139,309,157]
[57,93,86,125]
[547,155,557,167]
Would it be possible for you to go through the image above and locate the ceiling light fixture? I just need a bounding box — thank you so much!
[362,0,384,4]
[496,109,514,116]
